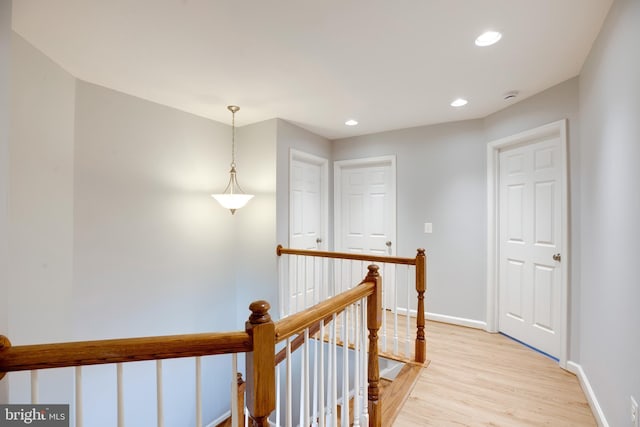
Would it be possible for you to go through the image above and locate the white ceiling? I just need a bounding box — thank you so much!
[11,0,612,140]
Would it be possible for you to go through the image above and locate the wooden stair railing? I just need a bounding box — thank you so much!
[0,265,384,427]
[277,245,427,364]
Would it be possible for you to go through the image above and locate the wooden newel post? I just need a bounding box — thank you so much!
[245,301,275,427]
[366,264,382,427]
[415,249,427,364]
[0,335,11,381]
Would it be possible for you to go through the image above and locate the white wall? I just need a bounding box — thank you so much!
[0,0,12,403]
[333,120,487,322]
[578,0,640,425]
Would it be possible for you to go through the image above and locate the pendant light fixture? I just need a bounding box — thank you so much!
[211,105,254,214]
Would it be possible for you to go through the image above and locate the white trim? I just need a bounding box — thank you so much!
[566,361,609,427]
[426,312,487,330]
[395,309,488,335]
[206,410,231,427]
[486,119,569,367]
[289,149,329,249]
[334,155,397,253]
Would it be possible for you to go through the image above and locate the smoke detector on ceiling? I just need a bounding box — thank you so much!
[504,91,519,101]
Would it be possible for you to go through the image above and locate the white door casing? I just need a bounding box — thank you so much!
[334,156,397,308]
[486,120,568,367]
[287,149,328,313]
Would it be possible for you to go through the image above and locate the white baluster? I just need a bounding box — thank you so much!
[406,265,412,358]
[361,298,369,425]
[312,328,319,427]
[394,263,399,355]
[299,335,305,427]
[30,370,38,404]
[319,320,325,427]
[303,330,310,427]
[331,314,338,427]
[156,360,164,427]
[353,302,361,427]
[295,255,300,314]
[381,263,388,353]
[341,309,349,427]
[275,362,280,427]
[195,357,202,427]
[286,338,292,427]
[75,367,83,427]
[231,354,238,427]
[117,363,124,427]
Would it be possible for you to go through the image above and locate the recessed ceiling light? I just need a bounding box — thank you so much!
[450,98,468,107]
[475,31,502,47]
[345,119,358,126]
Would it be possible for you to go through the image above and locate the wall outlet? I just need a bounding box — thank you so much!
[632,396,638,427]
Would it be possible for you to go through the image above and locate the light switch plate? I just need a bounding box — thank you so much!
[424,223,432,233]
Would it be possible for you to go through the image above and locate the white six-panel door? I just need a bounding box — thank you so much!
[498,136,563,358]
[288,150,328,313]
[334,156,396,307]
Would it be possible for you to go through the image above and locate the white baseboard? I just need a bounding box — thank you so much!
[426,311,487,330]
[566,361,609,427]
[396,308,487,330]
[206,410,231,427]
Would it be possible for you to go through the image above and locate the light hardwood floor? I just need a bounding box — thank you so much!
[394,321,596,426]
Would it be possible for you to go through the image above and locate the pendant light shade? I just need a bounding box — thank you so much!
[212,105,254,214]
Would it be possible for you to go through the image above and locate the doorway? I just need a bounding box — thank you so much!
[486,120,569,366]
[286,149,329,313]
[334,156,397,307]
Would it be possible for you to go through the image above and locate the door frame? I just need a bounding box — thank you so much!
[486,119,569,367]
[333,155,397,253]
[289,149,329,249]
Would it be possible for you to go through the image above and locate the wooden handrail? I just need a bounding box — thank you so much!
[277,245,428,365]
[274,313,334,366]
[274,281,375,343]
[0,331,251,373]
[276,245,416,265]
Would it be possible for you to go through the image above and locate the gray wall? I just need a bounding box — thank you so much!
[578,0,640,425]
[73,80,238,425]
[235,119,279,321]
[333,120,487,322]
[0,0,12,403]
[8,34,76,405]
[73,80,238,340]
[4,35,266,424]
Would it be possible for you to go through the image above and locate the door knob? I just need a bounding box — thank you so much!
[386,241,392,247]
[553,253,561,262]
[316,237,323,244]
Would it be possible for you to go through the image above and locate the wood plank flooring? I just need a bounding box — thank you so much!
[394,321,595,426]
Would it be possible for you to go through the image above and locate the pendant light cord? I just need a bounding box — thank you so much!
[230,108,236,169]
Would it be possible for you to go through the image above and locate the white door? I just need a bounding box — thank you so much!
[498,136,564,358]
[334,156,396,307]
[288,150,328,314]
